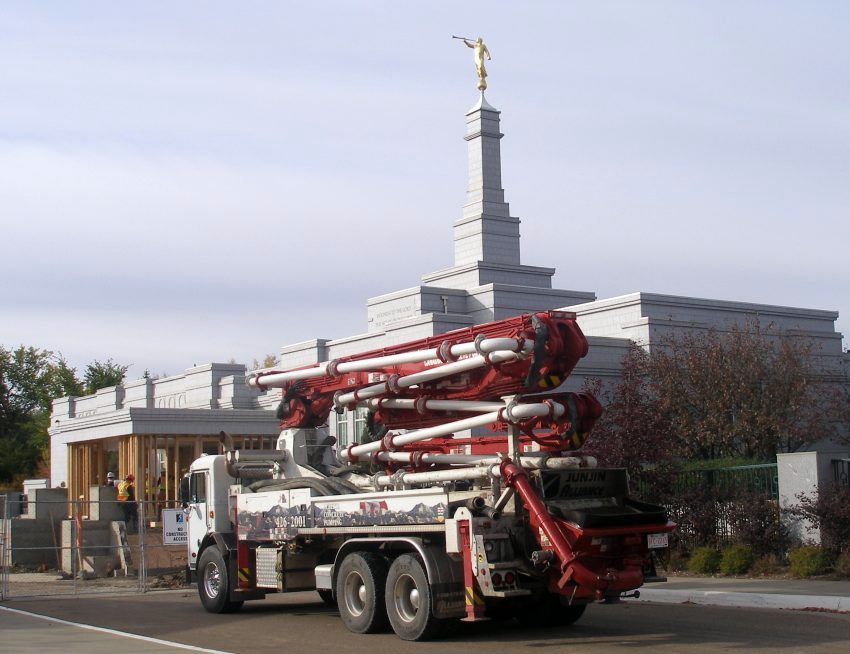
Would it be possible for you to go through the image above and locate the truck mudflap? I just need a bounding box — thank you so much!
[500,457,675,600]
[334,537,465,619]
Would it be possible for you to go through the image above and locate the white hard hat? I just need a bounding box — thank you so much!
[107,472,115,478]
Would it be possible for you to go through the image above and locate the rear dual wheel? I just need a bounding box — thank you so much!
[515,592,586,627]
[336,552,451,641]
[336,552,389,633]
[385,554,452,641]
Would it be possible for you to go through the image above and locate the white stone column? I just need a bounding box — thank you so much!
[777,449,850,544]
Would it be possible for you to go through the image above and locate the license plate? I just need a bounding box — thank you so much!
[647,533,669,549]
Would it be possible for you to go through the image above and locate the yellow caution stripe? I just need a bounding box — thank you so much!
[536,375,562,390]
[464,586,485,607]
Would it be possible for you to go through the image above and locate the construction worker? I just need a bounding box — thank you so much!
[105,471,116,487]
[117,473,138,532]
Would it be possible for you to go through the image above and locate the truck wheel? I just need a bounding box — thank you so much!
[336,552,389,633]
[557,603,587,625]
[385,554,449,641]
[198,547,243,614]
[516,593,585,627]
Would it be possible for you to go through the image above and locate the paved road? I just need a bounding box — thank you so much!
[5,590,850,653]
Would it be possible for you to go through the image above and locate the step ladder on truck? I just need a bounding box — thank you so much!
[180,311,675,641]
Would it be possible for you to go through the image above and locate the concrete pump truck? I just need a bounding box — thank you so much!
[181,311,674,640]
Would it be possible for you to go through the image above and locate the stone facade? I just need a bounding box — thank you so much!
[566,292,846,379]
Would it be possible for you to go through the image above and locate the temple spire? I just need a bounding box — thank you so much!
[453,93,521,266]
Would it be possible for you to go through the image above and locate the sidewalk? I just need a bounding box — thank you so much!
[635,575,850,611]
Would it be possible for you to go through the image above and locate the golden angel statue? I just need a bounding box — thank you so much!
[455,36,491,91]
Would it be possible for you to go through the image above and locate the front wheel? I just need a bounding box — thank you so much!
[385,554,451,641]
[197,547,243,614]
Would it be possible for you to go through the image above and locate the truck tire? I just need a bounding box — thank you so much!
[557,603,587,625]
[516,593,585,627]
[385,554,450,641]
[198,547,243,614]
[336,551,389,634]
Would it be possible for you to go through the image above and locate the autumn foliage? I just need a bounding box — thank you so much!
[581,323,848,555]
[583,322,846,468]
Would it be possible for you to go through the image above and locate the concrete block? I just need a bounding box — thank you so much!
[1,492,24,518]
[23,488,68,521]
[61,519,125,576]
[88,486,124,521]
[7,518,63,568]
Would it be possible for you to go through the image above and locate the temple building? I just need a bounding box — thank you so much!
[49,88,848,511]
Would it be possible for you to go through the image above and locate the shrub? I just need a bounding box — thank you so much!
[687,547,721,574]
[833,552,850,578]
[750,554,784,577]
[720,545,755,575]
[726,492,789,557]
[788,546,831,578]
[665,549,688,573]
[790,484,850,556]
[668,485,722,550]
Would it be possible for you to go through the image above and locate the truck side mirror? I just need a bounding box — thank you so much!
[179,475,191,508]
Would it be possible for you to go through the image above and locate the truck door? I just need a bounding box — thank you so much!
[187,470,209,566]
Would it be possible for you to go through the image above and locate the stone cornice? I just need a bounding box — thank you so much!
[49,407,279,439]
[569,292,839,321]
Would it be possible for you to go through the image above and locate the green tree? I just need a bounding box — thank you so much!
[0,346,128,484]
[83,359,129,394]
[53,356,85,398]
[251,354,278,370]
[0,347,75,482]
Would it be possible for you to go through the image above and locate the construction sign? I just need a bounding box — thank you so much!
[162,509,188,545]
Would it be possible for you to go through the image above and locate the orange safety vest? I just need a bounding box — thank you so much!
[117,480,131,501]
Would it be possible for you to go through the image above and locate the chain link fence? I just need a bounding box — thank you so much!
[0,494,188,600]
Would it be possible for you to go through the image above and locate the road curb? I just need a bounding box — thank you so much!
[635,588,850,612]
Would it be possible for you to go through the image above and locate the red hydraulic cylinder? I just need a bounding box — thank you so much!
[499,457,639,596]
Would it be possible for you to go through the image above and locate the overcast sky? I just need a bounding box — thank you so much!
[2,2,848,381]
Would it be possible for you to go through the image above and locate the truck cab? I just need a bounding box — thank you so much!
[183,455,236,578]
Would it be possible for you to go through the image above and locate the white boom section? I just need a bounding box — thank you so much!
[373,452,594,468]
[365,398,505,413]
[246,336,530,389]
[370,455,596,487]
[339,398,566,461]
[333,346,532,408]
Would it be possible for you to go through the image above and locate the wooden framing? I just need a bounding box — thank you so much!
[66,432,280,521]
